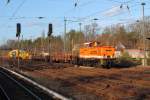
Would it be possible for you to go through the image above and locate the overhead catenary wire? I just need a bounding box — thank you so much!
[64,0,98,15]
[106,0,135,4]
[60,3,142,32]
[3,0,146,22]
[9,16,45,20]
[1,0,143,29]
[0,0,27,30]
[77,5,124,22]
[10,0,27,19]
[82,5,132,21]
[54,1,144,33]
[77,0,144,21]
[79,1,142,22]
[1,0,150,36]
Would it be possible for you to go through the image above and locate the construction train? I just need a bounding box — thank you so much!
[7,41,115,68]
[8,49,31,60]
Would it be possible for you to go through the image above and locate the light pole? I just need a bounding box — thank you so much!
[93,18,99,41]
[64,17,67,52]
[141,2,147,66]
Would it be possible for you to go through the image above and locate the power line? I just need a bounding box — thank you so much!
[78,5,122,21]
[9,16,45,20]
[55,0,150,34]
[78,0,148,20]
[81,1,144,21]
[1,0,27,29]
[10,0,27,19]
[106,0,135,4]
[79,0,98,7]
[64,0,98,15]
[106,0,124,3]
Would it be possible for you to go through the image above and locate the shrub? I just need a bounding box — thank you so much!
[114,52,140,67]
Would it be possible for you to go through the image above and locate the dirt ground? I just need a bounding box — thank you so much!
[21,65,150,100]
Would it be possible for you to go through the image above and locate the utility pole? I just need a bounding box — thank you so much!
[17,36,20,69]
[48,24,52,63]
[16,23,21,70]
[141,2,147,66]
[64,17,67,52]
[21,35,23,50]
[48,36,51,62]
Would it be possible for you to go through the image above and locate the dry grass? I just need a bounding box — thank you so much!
[21,66,150,100]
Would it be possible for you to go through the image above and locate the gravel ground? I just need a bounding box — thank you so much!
[14,65,150,100]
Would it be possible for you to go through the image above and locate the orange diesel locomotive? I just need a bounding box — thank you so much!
[78,42,115,67]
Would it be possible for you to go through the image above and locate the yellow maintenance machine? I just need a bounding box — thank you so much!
[8,49,31,60]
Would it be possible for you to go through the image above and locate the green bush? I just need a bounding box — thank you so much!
[119,52,132,63]
[114,52,141,67]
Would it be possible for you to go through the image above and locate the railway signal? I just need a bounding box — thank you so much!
[48,23,52,36]
[16,23,21,37]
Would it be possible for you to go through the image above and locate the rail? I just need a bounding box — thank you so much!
[0,66,70,100]
[0,84,10,100]
[0,70,42,100]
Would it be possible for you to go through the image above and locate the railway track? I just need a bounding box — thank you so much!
[0,68,50,100]
[0,84,10,100]
[0,67,69,100]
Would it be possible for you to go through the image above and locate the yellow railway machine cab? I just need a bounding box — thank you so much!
[8,49,31,60]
